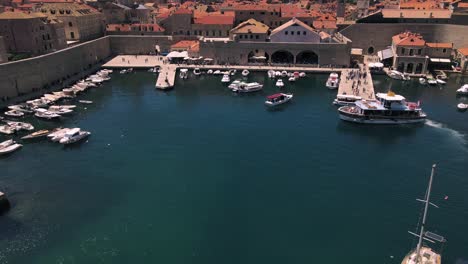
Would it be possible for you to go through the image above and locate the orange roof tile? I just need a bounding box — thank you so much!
[458,2,468,7]
[174,8,192,15]
[171,40,199,52]
[194,15,234,25]
[392,31,426,47]
[458,47,468,56]
[426,42,453,48]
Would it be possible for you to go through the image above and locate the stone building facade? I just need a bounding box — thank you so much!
[0,36,7,63]
[0,11,67,56]
[39,3,105,42]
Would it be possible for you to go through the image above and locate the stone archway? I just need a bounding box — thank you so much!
[406,63,414,73]
[415,63,423,74]
[247,50,269,63]
[397,62,405,72]
[296,51,319,65]
[271,50,294,64]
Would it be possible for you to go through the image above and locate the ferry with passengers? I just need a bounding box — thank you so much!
[338,91,426,124]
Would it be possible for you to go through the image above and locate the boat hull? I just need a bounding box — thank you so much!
[339,113,426,124]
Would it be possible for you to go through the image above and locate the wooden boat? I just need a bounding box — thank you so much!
[21,129,51,140]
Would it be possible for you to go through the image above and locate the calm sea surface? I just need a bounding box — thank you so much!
[0,71,467,264]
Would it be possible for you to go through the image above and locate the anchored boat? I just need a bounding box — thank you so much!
[265,93,293,107]
[325,72,340,89]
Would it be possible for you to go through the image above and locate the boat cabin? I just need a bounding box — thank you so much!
[336,94,361,103]
[64,128,81,138]
[267,93,286,102]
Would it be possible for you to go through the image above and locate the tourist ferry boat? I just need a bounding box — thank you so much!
[333,94,362,106]
[401,164,445,264]
[325,73,340,89]
[338,91,426,124]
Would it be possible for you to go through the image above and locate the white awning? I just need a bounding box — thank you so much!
[430,58,451,63]
[166,51,188,59]
[378,48,393,60]
[204,58,213,61]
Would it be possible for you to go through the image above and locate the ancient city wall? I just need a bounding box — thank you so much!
[0,37,111,100]
[108,35,174,54]
[340,23,468,54]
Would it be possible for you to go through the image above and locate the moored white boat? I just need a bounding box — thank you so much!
[4,121,34,131]
[207,69,213,74]
[267,70,275,78]
[179,69,188,79]
[4,110,24,117]
[325,72,340,89]
[213,70,221,75]
[265,93,293,107]
[333,94,362,106]
[288,77,296,82]
[419,78,426,85]
[8,104,35,113]
[427,78,437,85]
[436,79,446,85]
[242,69,250,76]
[387,70,410,81]
[299,72,306,78]
[221,74,230,83]
[59,128,91,145]
[456,84,468,95]
[0,125,15,135]
[230,81,263,93]
[0,139,14,149]
[79,100,93,104]
[193,68,201,76]
[338,91,426,124]
[48,128,70,142]
[48,105,74,115]
[457,103,468,111]
[281,71,288,77]
[276,79,284,88]
[35,108,61,120]
[275,71,281,77]
[229,69,237,76]
[0,142,22,155]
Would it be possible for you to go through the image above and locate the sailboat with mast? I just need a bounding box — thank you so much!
[401,164,446,264]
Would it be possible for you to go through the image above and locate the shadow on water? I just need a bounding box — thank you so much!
[335,121,423,143]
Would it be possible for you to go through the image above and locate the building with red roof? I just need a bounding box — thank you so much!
[106,23,165,35]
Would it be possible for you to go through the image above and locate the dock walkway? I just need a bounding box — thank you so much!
[337,59,375,100]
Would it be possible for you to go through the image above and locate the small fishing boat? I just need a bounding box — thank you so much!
[281,71,288,77]
[8,104,34,113]
[48,128,70,142]
[419,78,426,85]
[59,128,91,145]
[221,74,230,83]
[4,121,34,131]
[35,108,61,120]
[288,77,296,82]
[265,93,293,107]
[207,69,213,74]
[230,82,263,93]
[299,72,306,78]
[457,103,468,111]
[229,69,237,76]
[48,105,74,115]
[456,84,468,95]
[326,72,340,89]
[436,79,446,85]
[276,79,285,88]
[193,68,201,76]
[427,78,437,85]
[213,70,221,75]
[0,141,22,155]
[79,100,93,104]
[179,69,189,79]
[21,129,51,140]
[268,70,275,78]
[0,125,15,135]
[242,69,250,77]
[387,70,410,81]
[4,110,24,117]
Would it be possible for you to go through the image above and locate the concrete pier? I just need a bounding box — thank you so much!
[337,64,375,100]
[0,192,10,214]
[155,65,176,90]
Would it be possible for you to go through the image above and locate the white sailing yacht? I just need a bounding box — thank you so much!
[401,164,445,264]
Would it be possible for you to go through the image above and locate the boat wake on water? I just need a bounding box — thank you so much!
[425,119,466,145]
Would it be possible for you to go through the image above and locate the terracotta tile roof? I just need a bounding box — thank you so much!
[193,15,234,25]
[458,2,468,7]
[0,11,35,19]
[392,31,426,47]
[39,3,100,17]
[233,4,279,11]
[382,9,452,18]
[271,17,316,35]
[426,42,453,48]
[313,20,337,29]
[399,0,439,10]
[171,40,199,52]
[230,18,269,34]
[173,8,192,15]
[280,4,313,18]
[107,23,164,32]
[458,47,468,56]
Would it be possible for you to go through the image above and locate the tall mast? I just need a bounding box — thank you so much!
[416,164,436,262]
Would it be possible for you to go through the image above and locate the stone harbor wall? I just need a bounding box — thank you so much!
[340,23,468,55]
[109,35,174,55]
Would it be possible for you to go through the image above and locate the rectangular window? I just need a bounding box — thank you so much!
[303,31,306,35]
[70,32,75,39]
[260,12,265,15]
[291,31,294,35]
[418,49,422,55]
[297,31,300,35]
[443,48,447,53]
[250,35,253,39]
[285,31,288,35]
[409,49,414,56]
[256,35,259,39]
[240,35,243,39]
[250,12,254,15]
[401,48,405,55]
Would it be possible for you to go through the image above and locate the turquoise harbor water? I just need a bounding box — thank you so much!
[0,71,467,264]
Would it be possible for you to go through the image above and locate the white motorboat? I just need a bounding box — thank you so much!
[120,69,127,74]
[0,125,15,135]
[35,108,61,120]
[281,71,288,77]
[193,68,201,76]
[48,105,74,115]
[4,110,24,117]
[4,121,34,131]
[288,77,296,82]
[338,91,426,124]
[275,71,281,77]
[59,128,91,145]
[213,70,221,75]
[419,78,426,85]
[179,69,188,79]
[299,72,306,78]
[229,69,237,76]
[267,70,275,78]
[48,128,70,142]
[207,69,213,74]
[265,93,293,107]
[148,67,158,73]
[0,142,22,155]
[0,139,14,149]
[230,81,263,93]
[221,74,230,83]
[457,103,468,111]
[276,79,285,88]
[8,104,34,113]
[90,77,104,84]
[427,78,437,85]
[79,100,93,104]
[387,70,410,81]
[333,94,362,106]
[436,79,446,85]
[242,69,250,77]
[127,68,133,73]
[326,72,340,89]
[457,84,468,95]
